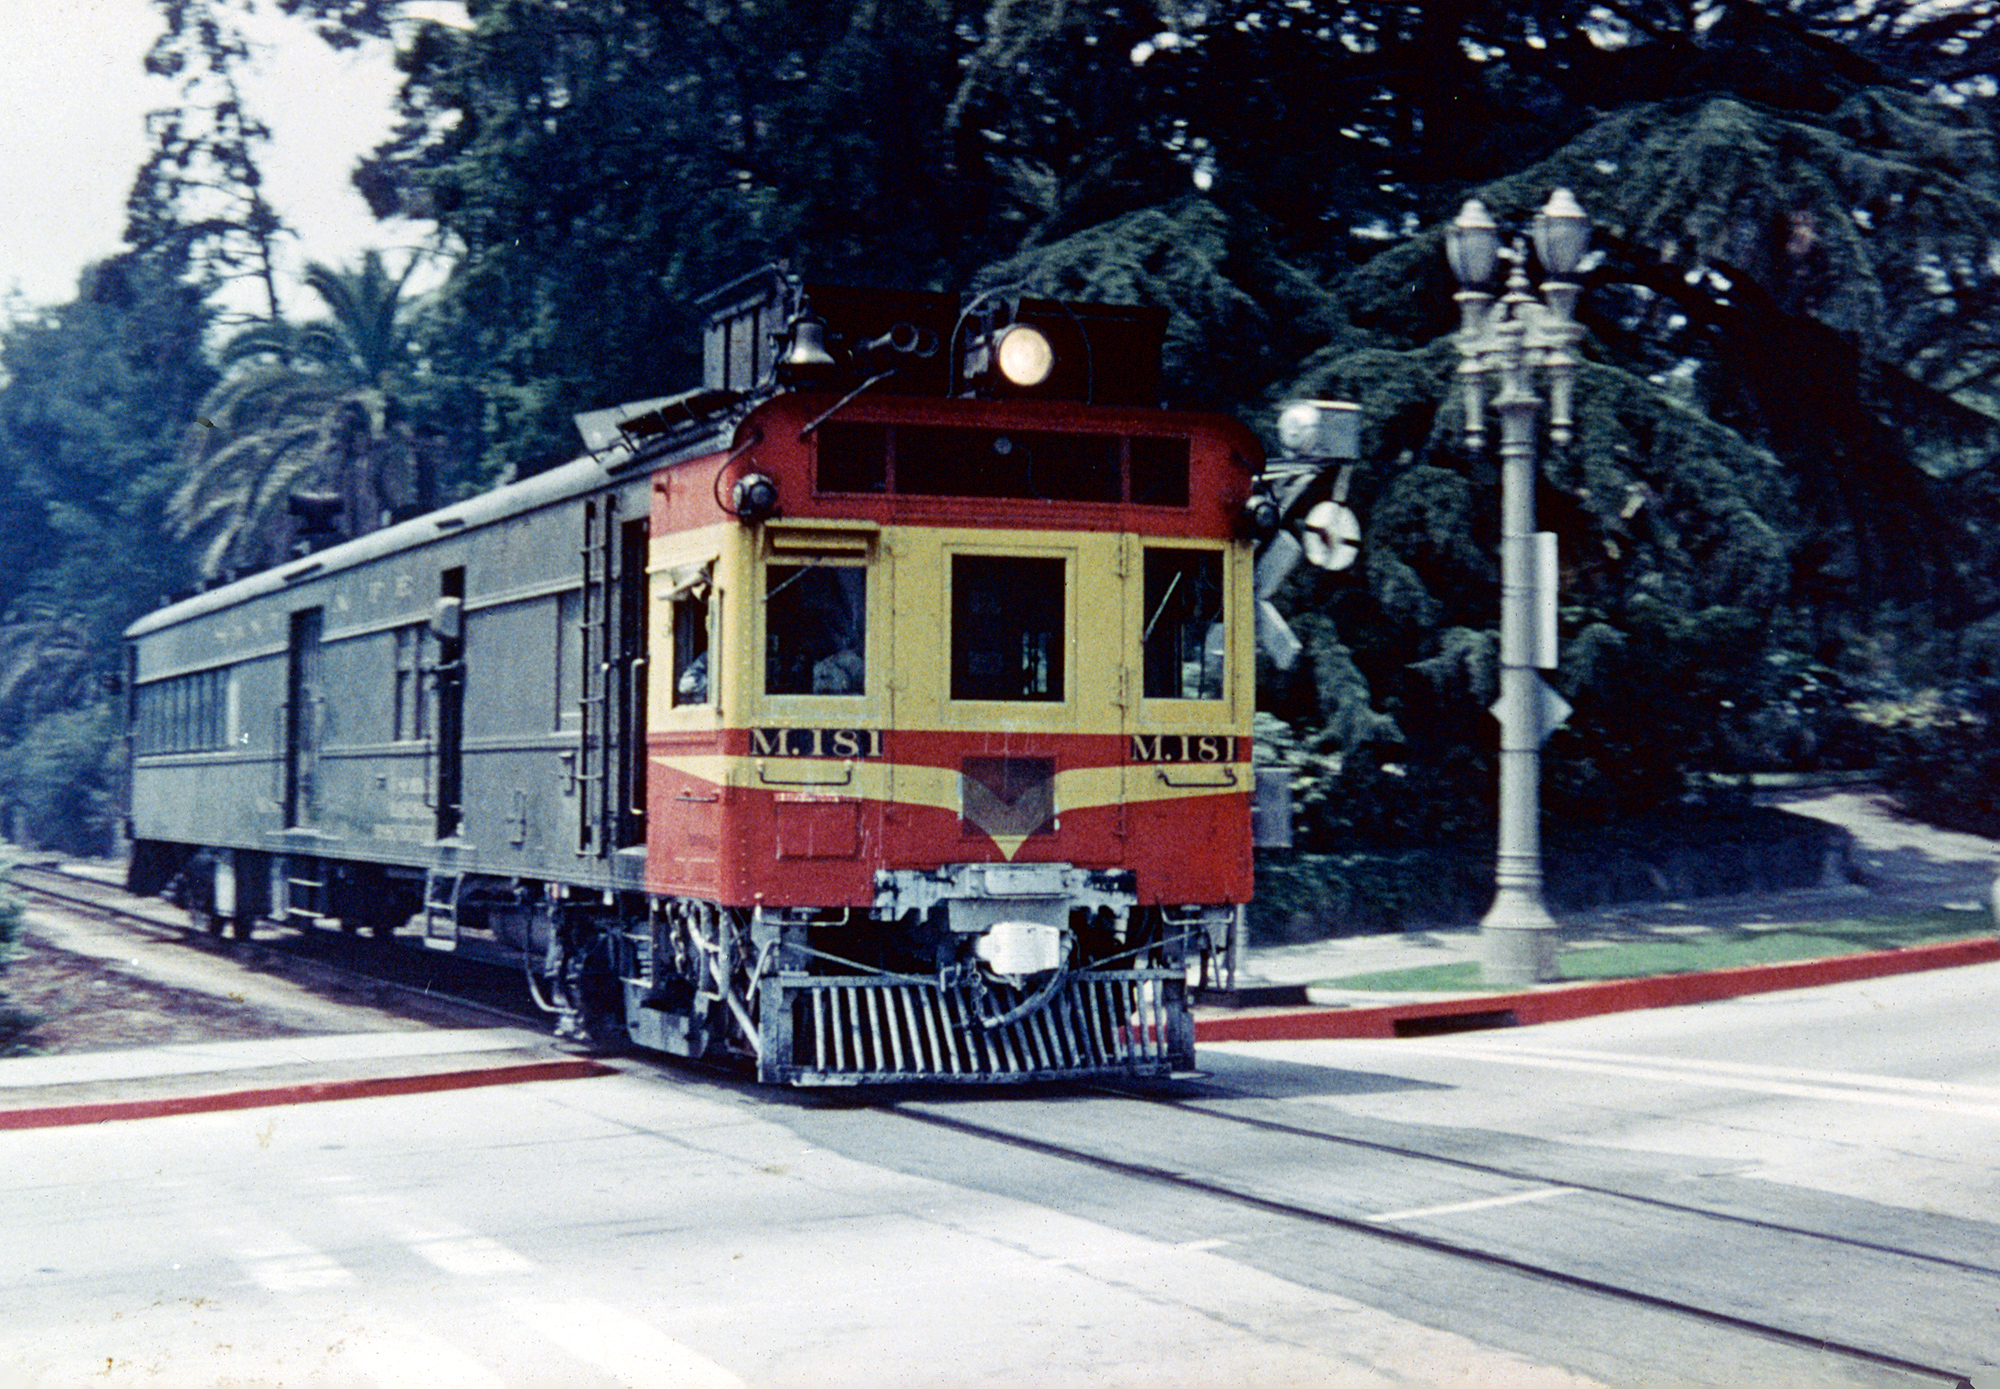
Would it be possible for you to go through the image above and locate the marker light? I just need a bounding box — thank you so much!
[993,324,1055,387]
[731,472,779,524]
[1241,493,1281,536]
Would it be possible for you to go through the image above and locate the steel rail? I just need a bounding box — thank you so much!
[886,1099,1978,1388]
[1102,1083,2000,1283]
[4,863,540,1033]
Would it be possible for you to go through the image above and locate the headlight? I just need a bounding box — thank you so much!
[993,324,1055,387]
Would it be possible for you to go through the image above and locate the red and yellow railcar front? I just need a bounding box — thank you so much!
[639,307,1262,1083]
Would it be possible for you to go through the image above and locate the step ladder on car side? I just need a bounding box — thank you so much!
[422,867,462,951]
[282,857,330,928]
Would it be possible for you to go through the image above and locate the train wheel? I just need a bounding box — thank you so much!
[187,902,226,938]
[551,920,628,1054]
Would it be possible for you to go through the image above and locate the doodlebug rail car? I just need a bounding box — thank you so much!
[125,269,1271,1085]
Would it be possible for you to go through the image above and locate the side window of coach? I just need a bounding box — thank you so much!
[553,590,582,729]
[394,623,428,740]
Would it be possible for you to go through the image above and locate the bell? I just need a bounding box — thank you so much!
[776,314,837,383]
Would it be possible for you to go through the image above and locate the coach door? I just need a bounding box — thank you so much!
[579,499,649,856]
[283,608,322,829]
[434,567,466,839]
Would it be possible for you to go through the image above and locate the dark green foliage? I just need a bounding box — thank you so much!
[0,706,124,858]
[1867,614,2000,838]
[1267,335,1801,840]
[349,0,1056,476]
[171,251,429,577]
[0,251,212,853]
[18,0,1993,866]
[0,881,33,1056]
[1244,32,2000,850]
[1249,803,1844,938]
[976,197,1345,411]
[1878,708,2000,839]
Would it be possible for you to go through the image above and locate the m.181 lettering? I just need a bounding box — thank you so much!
[752,727,884,758]
[1129,735,1237,763]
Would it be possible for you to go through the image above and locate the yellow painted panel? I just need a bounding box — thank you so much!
[647,521,734,732]
[654,517,1254,738]
[884,524,1131,736]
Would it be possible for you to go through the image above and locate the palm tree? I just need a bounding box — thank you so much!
[0,601,100,739]
[170,251,425,578]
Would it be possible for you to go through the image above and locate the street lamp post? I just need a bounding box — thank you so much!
[1446,189,1591,986]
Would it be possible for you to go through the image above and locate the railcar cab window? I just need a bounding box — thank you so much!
[664,561,715,706]
[765,563,865,696]
[952,554,1065,701]
[673,593,711,705]
[1143,549,1225,700]
[815,422,1189,506]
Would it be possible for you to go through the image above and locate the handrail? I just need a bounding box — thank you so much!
[756,758,855,787]
[1156,766,1238,788]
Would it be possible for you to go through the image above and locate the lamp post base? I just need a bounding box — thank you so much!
[1479,889,1560,987]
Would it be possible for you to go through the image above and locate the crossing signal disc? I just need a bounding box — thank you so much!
[1300,501,1361,571]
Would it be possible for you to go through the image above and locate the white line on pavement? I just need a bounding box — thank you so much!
[1343,1043,2000,1120]
[217,1225,356,1292]
[506,1297,746,1389]
[337,1192,538,1276]
[1459,1043,2000,1102]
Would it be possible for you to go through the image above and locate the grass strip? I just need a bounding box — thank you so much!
[1313,908,1996,993]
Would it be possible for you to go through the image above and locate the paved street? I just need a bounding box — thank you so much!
[5,953,1997,1386]
[0,1035,1583,1389]
[1210,955,2000,1228]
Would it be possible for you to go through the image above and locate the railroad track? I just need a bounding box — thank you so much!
[878,1083,1986,1387]
[4,861,546,1033]
[9,863,1985,1384]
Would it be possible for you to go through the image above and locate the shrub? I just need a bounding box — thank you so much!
[1866,689,2000,839]
[0,874,35,1055]
[0,701,121,856]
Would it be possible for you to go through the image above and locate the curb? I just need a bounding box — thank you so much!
[0,1057,617,1131]
[1193,936,2000,1043]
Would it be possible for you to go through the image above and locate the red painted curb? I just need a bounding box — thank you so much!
[0,1058,617,1131]
[1194,935,2000,1044]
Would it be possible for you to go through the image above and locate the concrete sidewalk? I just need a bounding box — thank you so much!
[1200,788,2000,1040]
[0,1027,610,1129]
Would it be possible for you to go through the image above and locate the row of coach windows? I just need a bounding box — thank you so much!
[816,422,1190,507]
[134,668,229,754]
